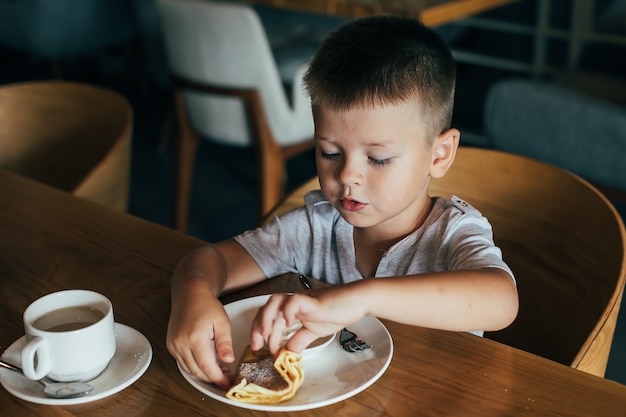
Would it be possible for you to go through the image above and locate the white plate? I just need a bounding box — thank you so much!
[178,294,393,411]
[0,323,152,405]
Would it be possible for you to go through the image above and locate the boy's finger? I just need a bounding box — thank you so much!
[213,327,235,364]
[286,328,319,353]
[197,358,232,390]
[266,314,287,355]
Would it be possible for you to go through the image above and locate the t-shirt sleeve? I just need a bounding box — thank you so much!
[443,196,516,284]
[234,205,314,279]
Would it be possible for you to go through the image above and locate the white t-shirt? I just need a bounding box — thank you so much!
[235,190,514,284]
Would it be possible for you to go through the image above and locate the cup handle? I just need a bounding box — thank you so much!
[21,336,51,380]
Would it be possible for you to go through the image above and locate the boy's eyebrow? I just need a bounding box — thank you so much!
[315,137,397,148]
[364,140,395,147]
[361,138,400,149]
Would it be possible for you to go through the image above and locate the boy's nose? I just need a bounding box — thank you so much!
[338,158,363,186]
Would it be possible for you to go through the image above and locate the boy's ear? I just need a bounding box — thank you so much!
[430,128,460,179]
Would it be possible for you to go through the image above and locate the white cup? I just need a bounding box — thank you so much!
[21,290,116,382]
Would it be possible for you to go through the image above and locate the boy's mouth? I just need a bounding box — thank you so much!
[340,198,367,212]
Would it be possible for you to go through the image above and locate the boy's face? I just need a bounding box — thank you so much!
[314,100,457,236]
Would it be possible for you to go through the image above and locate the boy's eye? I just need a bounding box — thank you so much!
[369,157,392,166]
[321,151,340,161]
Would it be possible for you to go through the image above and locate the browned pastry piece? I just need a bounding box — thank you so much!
[226,345,303,404]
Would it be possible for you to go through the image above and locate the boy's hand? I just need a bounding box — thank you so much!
[250,287,366,356]
[166,295,235,390]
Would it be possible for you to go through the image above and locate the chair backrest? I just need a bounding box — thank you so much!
[430,147,625,377]
[0,81,132,211]
[156,0,313,146]
[267,147,626,377]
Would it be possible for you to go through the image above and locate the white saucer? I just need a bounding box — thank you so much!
[0,323,152,405]
[178,295,393,412]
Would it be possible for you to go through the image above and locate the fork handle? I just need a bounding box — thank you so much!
[298,274,314,290]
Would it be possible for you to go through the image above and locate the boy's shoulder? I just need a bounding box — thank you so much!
[303,189,340,220]
[449,195,477,215]
[426,196,493,240]
[304,189,327,205]
[433,195,485,220]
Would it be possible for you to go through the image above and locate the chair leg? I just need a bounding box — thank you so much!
[173,91,199,232]
[259,147,286,219]
[258,139,316,220]
[174,131,198,233]
[158,106,175,151]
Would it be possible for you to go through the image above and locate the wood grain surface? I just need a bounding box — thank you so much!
[1,169,625,416]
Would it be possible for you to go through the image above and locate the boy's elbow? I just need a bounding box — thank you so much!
[499,295,519,330]
[483,269,519,331]
[493,279,519,331]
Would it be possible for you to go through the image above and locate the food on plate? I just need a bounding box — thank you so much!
[225,345,303,404]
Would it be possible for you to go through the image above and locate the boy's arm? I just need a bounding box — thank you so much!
[253,268,518,354]
[166,239,266,388]
[357,268,518,331]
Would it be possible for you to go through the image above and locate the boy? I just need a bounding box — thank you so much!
[167,15,518,390]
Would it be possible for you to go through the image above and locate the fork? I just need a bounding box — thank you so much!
[298,274,372,352]
[338,327,372,352]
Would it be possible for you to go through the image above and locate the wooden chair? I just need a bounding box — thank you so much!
[156,0,315,232]
[0,81,132,211]
[265,146,626,378]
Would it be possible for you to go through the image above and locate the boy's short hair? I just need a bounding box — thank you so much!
[303,15,456,141]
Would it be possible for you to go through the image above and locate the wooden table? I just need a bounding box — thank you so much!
[248,0,519,27]
[1,168,625,416]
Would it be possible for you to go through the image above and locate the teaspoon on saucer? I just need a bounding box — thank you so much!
[0,359,94,399]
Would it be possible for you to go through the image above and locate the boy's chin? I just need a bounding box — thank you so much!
[336,209,377,228]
